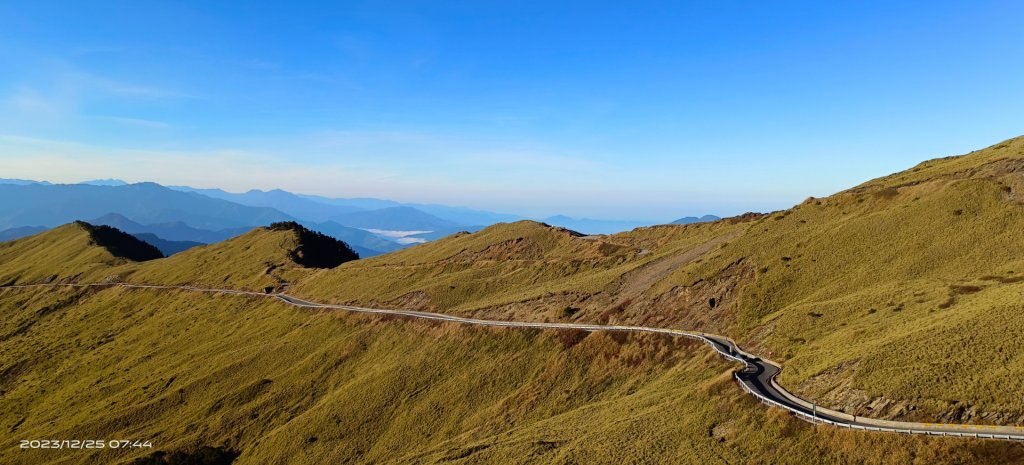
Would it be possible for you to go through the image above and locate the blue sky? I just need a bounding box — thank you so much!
[0,1,1021,220]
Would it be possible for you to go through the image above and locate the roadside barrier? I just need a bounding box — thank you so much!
[5,282,1024,441]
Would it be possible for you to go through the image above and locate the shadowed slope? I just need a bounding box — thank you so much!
[3,138,1024,464]
[290,136,1024,426]
[266,221,359,268]
[130,233,203,256]
[75,222,164,262]
[126,223,359,291]
[0,222,158,285]
[291,219,747,313]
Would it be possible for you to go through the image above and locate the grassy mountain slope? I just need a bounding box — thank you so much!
[0,222,149,285]
[294,219,746,313]
[0,221,359,291]
[78,222,164,262]
[126,223,357,292]
[294,217,750,324]
[297,220,404,257]
[4,137,1024,463]
[290,136,1024,425]
[673,136,1024,423]
[90,212,398,257]
[90,212,252,243]
[2,285,1017,465]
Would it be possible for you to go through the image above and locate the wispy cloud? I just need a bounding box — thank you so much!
[4,86,72,116]
[461,149,606,173]
[75,72,189,99]
[0,66,187,133]
[84,115,173,129]
[0,135,398,195]
[0,132,613,203]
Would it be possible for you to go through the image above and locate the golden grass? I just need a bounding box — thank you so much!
[0,223,135,285]
[286,136,1024,424]
[2,286,1021,464]
[3,137,1024,463]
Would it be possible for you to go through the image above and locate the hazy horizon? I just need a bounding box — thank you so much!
[0,174,731,222]
[1,1,1021,219]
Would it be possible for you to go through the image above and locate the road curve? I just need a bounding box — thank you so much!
[4,282,1024,441]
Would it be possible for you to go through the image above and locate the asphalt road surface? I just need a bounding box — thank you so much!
[4,282,1024,441]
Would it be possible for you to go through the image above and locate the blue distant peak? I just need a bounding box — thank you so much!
[80,179,128,186]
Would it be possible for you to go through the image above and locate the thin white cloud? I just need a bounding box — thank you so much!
[84,115,173,129]
[0,135,400,195]
[461,149,607,173]
[71,72,190,99]
[0,66,187,135]
[4,87,67,115]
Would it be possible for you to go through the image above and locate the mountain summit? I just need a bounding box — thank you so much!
[3,137,1024,464]
[266,221,360,268]
[126,221,360,292]
[73,221,163,262]
[0,221,160,284]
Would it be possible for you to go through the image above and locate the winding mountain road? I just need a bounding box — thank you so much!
[4,282,1024,441]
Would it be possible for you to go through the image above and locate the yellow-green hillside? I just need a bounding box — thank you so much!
[293,218,747,316]
[4,137,1024,463]
[0,221,356,293]
[1,285,1019,465]
[125,225,313,292]
[289,136,1024,425]
[0,222,147,285]
[674,136,1024,423]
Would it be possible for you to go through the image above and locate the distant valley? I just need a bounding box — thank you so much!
[0,179,718,257]
[5,138,1024,464]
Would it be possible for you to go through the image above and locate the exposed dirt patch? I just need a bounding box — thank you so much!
[386,291,434,311]
[978,157,1024,178]
[612,233,737,304]
[708,421,737,443]
[624,258,755,334]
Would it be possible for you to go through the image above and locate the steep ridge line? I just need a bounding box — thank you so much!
[3,282,1024,442]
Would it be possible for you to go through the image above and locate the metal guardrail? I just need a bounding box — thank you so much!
[700,334,1024,441]
[726,359,1022,441]
[6,282,1024,442]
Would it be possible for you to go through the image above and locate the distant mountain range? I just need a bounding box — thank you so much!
[0,178,719,256]
[542,215,653,235]
[168,186,365,222]
[130,233,204,256]
[87,212,250,243]
[170,185,524,227]
[0,225,47,242]
[332,206,460,231]
[0,182,292,230]
[671,215,721,224]
[81,179,129,186]
[0,178,52,186]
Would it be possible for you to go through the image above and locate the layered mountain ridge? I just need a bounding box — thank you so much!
[3,136,1024,464]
